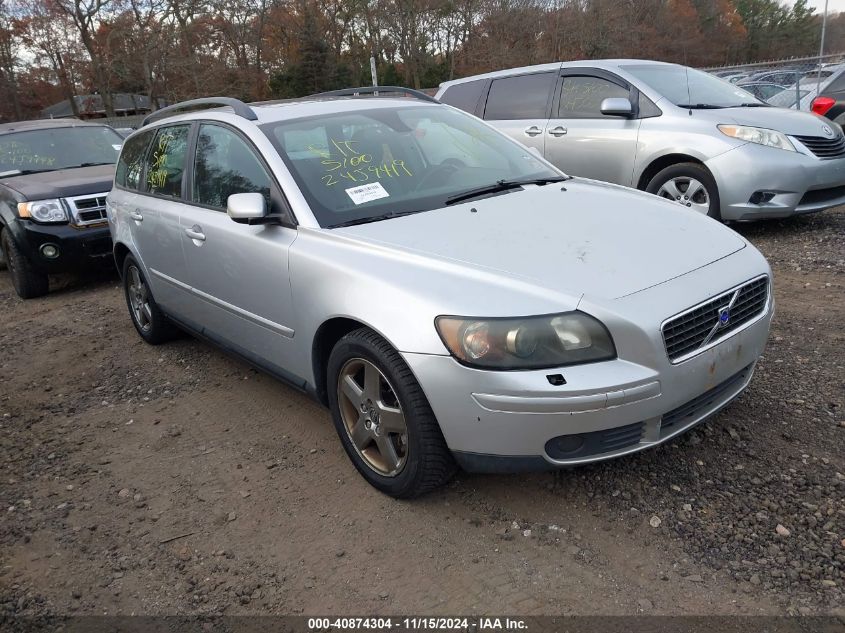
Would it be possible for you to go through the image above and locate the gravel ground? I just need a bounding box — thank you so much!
[0,208,843,619]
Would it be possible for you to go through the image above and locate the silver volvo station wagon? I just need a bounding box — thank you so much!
[107,89,774,498]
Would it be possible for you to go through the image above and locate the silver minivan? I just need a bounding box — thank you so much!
[436,60,845,221]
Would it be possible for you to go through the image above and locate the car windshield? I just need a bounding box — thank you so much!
[261,105,560,228]
[0,126,122,177]
[623,64,764,108]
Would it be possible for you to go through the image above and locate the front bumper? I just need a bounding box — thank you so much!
[402,250,774,472]
[706,142,845,221]
[13,220,113,274]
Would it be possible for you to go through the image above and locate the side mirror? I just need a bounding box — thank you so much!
[600,97,634,117]
[227,193,266,223]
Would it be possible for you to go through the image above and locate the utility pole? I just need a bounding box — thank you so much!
[817,0,829,96]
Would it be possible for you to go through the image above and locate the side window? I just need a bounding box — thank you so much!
[558,76,630,118]
[484,73,555,120]
[192,124,273,211]
[144,125,189,198]
[115,131,152,190]
[638,92,662,118]
[440,79,487,114]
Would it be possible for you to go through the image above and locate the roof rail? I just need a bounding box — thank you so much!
[309,86,439,104]
[142,97,258,126]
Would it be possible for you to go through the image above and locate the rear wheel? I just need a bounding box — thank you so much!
[122,255,178,344]
[646,162,721,220]
[1,230,48,299]
[327,328,456,498]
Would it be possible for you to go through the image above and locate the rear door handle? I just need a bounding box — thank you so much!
[548,126,568,137]
[524,125,543,137]
[128,210,144,221]
[185,226,206,242]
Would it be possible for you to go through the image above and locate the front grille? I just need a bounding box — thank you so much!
[65,193,109,226]
[793,134,845,159]
[660,364,753,434]
[662,276,769,362]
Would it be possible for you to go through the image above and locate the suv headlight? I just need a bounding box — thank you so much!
[435,311,616,370]
[18,199,68,224]
[718,124,796,152]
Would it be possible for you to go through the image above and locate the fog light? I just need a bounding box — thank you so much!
[749,191,776,205]
[40,243,59,259]
[548,434,585,455]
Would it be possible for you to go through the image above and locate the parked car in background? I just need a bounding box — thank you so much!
[803,66,845,124]
[736,82,786,101]
[108,91,773,497]
[767,65,845,113]
[0,119,121,298]
[741,68,805,87]
[437,59,845,221]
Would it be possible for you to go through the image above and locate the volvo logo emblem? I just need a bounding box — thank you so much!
[718,307,731,326]
[822,124,835,138]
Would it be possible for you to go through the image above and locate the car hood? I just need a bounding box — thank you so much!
[0,164,114,200]
[335,180,746,301]
[708,106,835,137]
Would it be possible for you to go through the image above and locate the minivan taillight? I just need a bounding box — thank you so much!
[811,96,835,116]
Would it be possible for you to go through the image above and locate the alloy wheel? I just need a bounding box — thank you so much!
[127,265,153,332]
[657,177,710,214]
[336,357,409,477]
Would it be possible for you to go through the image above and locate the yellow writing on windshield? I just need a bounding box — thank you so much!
[315,138,413,187]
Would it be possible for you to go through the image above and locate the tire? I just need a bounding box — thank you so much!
[122,255,178,344]
[0,227,6,271]
[646,162,721,220]
[327,328,457,498]
[1,229,48,299]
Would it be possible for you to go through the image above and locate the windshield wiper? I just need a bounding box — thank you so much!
[444,176,569,206]
[677,103,728,109]
[75,162,113,168]
[329,209,426,228]
[737,102,769,107]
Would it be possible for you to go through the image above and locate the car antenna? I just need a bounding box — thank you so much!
[685,64,693,116]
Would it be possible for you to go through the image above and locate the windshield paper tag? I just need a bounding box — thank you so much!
[345,182,389,205]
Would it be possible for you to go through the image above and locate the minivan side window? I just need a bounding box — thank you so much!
[557,76,630,118]
[192,124,273,211]
[115,130,153,191]
[440,79,487,114]
[144,125,190,198]
[484,73,555,120]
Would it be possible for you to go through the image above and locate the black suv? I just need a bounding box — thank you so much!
[0,119,122,298]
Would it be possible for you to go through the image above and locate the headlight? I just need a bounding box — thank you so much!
[17,199,68,224]
[717,124,796,152]
[435,311,616,370]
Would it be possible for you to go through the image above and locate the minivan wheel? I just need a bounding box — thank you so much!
[327,328,457,498]
[646,163,721,220]
[1,230,48,299]
[122,255,178,344]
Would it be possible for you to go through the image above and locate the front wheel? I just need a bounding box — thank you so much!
[1,230,48,299]
[327,328,456,498]
[646,162,721,220]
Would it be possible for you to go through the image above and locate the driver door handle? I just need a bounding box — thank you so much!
[128,210,144,221]
[523,125,543,137]
[548,126,568,137]
[185,226,206,242]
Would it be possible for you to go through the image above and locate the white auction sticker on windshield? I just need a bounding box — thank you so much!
[345,182,389,205]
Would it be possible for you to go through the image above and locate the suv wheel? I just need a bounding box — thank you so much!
[646,162,721,220]
[1,230,48,299]
[122,255,178,344]
[327,328,456,498]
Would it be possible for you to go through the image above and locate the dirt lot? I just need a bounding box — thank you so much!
[0,209,843,619]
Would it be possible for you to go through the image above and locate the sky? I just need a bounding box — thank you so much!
[801,0,845,13]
